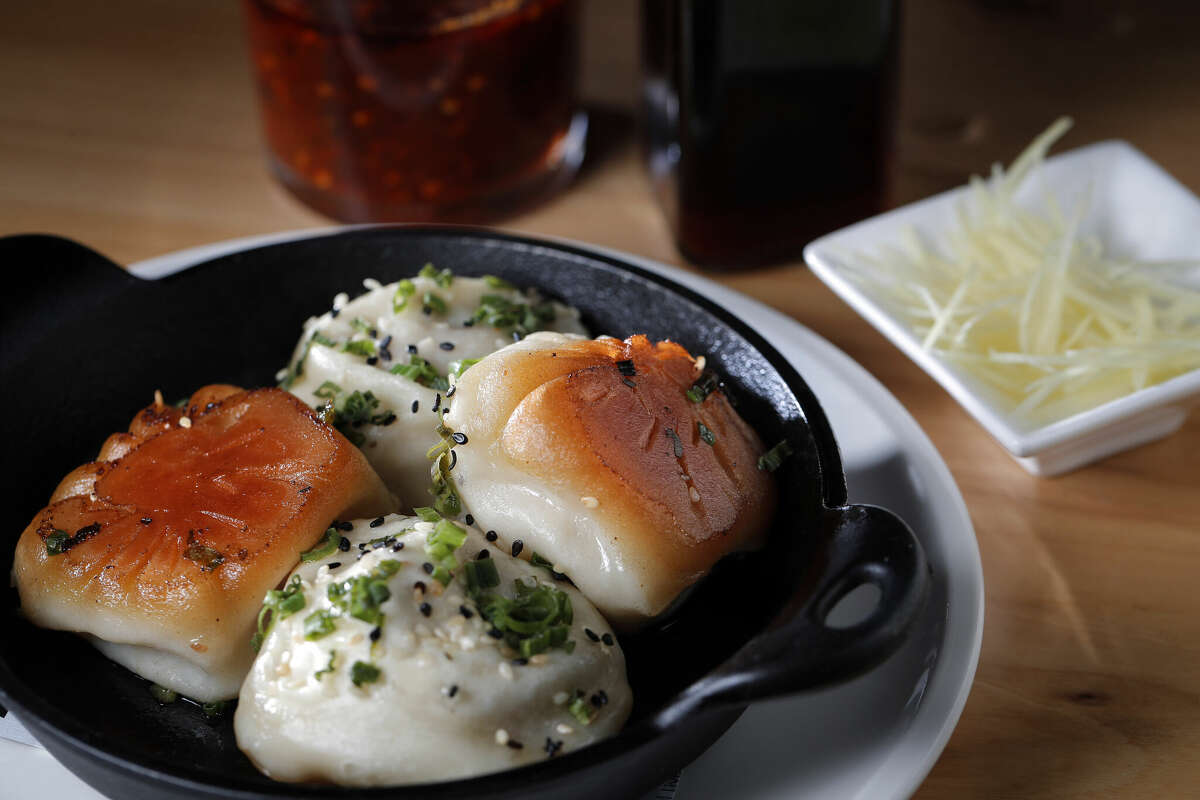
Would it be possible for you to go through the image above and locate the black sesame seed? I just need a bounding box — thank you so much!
[622,377,637,388]
[338,536,351,552]
[419,602,432,617]
[446,384,457,398]
[432,394,441,413]
[487,628,503,639]
[590,690,608,707]
[330,307,341,318]
[616,359,636,376]
[448,450,458,471]
[140,517,153,525]
[368,328,377,338]
[451,432,468,445]
[422,562,434,574]
[601,633,614,646]
[459,605,474,619]
[391,542,405,552]
[358,541,368,550]
[464,513,474,526]
[510,540,524,557]
[447,684,459,698]
[336,521,354,531]
[381,335,393,349]
[407,344,418,354]
[584,628,600,642]
[369,517,385,528]
[414,581,427,592]
[485,530,498,542]
[439,341,455,351]
[476,549,490,560]
[380,348,392,361]
[411,400,420,413]
[463,318,475,327]
[370,626,381,642]
[327,561,341,569]
[506,739,524,750]
[512,657,529,666]
[366,356,378,365]
[544,738,563,757]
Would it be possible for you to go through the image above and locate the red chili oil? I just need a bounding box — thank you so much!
[243,0,583,223]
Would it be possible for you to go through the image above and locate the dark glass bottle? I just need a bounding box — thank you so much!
[642,0,900,269]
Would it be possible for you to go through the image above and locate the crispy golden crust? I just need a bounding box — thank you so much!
[13,386,395,681]
[498,335,776,603]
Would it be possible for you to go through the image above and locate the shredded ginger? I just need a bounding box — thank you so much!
[844,117,1200,425]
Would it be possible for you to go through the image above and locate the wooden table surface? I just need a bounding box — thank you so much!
[4,1,1198,797]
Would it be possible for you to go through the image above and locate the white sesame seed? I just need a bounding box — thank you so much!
[362,278,382,291]
[580,496,599,508]
[553,691,569,705]
[459,637,477,651]
[689,486,701,503]
[495,728,510,745]
[694,355,706,370]
[498,662,514,680]
[556,724,574,735]
[89,493,98,502]
[179,416,192,429]
[153,389,165,407]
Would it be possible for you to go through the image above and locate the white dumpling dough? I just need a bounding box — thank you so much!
[282,273,587,507]
[235,513,631,786]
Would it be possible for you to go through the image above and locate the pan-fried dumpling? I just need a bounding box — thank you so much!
[279,268,587,506]
[442,333,777,627]
[12,386,396,702]
[235,511,631,785]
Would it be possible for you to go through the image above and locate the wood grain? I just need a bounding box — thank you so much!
[1,0,1198,797]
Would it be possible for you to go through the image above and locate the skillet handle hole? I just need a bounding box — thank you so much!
[821,580,883,630]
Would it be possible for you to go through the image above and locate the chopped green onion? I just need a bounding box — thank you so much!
[413,506,441,523]
[312,332,335,347]
[349,317,373,334]
[393,279,417,312]
[313,380,342,400]
[327,560,401,627]
[471,294,556,338]
[44,529,71,555]
[418,263,454,288]
[389,355,450,391]
[567,690,597,726]
[251,574,306,651]
[686,372,720,404]
[300,527,340,562]
[482,274,514,289]
[472,577,574,657]
[448,357,481,378]
[314,388,395,447]
[149,684,179,704]
[341,339,376,357]
[423,291,448,315]
[463,558,501,594]
[183,543,225,572]
[303,609,337,640]
[351,660,381,687]
[757,440,794,472]
[315,650,337,681]
[698,421,716,446]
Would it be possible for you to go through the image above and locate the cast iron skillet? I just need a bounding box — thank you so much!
[0,228,929,800]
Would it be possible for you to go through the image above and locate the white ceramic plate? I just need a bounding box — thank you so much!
[805,141,1200,476]
[0,230,984,800]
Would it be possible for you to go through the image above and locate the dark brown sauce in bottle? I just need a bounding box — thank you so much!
[244,0,582,223]
[642,0,900,268]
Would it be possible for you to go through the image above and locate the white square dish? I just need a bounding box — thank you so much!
[804,140,1200,476]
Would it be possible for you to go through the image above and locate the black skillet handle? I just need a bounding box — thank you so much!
[653,504,930,729]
